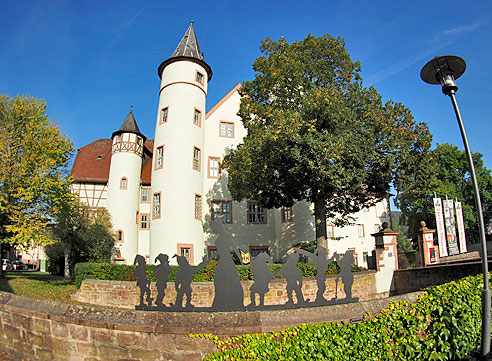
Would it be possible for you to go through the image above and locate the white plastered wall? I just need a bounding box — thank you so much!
[149,60,208,265]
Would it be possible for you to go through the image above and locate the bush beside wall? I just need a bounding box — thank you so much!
[74,261,365,288]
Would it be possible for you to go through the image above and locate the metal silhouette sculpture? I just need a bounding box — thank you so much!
[335,250,358,303]
[134,255,152,309]
[296,246,335,305]
[173,254,209,309]
[211,220,245,311]
[248,252,274,309]
[134,223,358,311]
[153,253,172,309]
[274,251,305,306]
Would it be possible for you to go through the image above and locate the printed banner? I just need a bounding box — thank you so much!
[434,198,448,257]
[443,199,460,255]
[455,201,467,253]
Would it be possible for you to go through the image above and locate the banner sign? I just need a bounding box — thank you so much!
[429,247,436,263]
[443,199,460,255]
[434,198,448,257]
[455,201,467,253]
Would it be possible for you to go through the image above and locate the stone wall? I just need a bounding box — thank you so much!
[72,271,379,309]
[0,290,420,360]
[393,258,492,295]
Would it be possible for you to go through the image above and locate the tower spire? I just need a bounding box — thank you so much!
[157,22,213,80]
[170,20,203,60]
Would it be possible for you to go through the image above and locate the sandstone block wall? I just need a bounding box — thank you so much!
[0,290,420,360]
[72,272,379,309]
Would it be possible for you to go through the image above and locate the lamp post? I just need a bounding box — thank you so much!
[421,55,490,360]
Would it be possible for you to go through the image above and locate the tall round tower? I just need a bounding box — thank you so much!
[150,22,212,265]
[107,109,146,264]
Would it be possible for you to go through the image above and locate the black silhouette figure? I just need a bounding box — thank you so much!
[335,250,358,303]
[153,253,172,308]
[211,220,245,311]
[296,246,334,305]
[134,255,152,308]
[275,250,304,306]
[249,252,274,308]
[173,254,209,309]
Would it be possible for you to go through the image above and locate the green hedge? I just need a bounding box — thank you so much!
[195,273,488,360]
[74,261,366,288]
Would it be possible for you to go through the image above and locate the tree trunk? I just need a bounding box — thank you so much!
[314,198,328,257]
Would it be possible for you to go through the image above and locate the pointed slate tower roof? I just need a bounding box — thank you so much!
[111,107,147,141]
[157,21,213,80]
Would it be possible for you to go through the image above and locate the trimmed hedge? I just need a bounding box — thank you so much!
[73,260,366,288]
[195,273,488,360]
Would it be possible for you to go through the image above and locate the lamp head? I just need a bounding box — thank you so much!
[420,55,466,95]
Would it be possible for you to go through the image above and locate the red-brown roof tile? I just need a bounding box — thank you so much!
[70,139,154,184]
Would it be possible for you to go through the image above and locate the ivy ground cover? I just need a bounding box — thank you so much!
[197,274,488,360]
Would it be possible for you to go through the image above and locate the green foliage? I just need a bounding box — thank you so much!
[0,94,74,248]
[45,241,66,276]
[73,260,366,288]
[222,34,432,247]
[395,143,492,242]
[198,273,488,360]
[51,198,115,277]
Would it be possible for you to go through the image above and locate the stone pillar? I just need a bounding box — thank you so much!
[371,222,399,295]
[416,221,438,267]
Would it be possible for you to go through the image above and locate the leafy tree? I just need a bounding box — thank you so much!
[50,198,115,277]
[395,143,492,243]
[0,95,73,250]
[222,34,432,249]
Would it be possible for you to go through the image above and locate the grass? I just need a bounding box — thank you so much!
[0,271,78,303]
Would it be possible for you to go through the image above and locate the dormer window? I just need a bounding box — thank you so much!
[195,71,204,85]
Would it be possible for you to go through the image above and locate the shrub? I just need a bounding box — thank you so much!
[196,273,488,360]
[74,260,367,288]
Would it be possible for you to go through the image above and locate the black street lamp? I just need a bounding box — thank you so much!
[421,55,491,360]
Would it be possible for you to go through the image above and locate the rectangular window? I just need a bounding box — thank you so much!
[161,107,168,124]
[120,177,127,190]
[156,146,164,169]
[193,108,202,127]
[208,157,220,179]
[247,202,267,224]
[195,194,202,220]
[363,252,369,263]
[327,224,334,238]
[281,207,293,223]
[178,243,194,265]
[141,188,150,203]
[140,214,149,229]
[357,224,365,238]
[195,71,204,85]
[249,246,271,258]
[193,146,201,171]
[211,200,232,224]
[219,121,234,138]
[153,192,161,219]
[207,246,217,259]
[374,224,381,233]
[117,230,124,242]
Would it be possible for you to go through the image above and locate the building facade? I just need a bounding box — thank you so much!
[70,23,391,267]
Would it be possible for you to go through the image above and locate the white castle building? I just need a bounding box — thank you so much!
[70,23,391,267]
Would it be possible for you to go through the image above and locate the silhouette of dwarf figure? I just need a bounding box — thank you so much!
[275,250,304,306]
[153,253,172,308]
[335,250,357,302]
[134,255,152,308]
[249,252,274,308]
[296,246,334,304]
[210,219,245,311]
[173,254,209,309]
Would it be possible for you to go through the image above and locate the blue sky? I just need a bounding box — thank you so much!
[1,0,491,173]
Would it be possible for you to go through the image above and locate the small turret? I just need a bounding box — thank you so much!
[107,108,146,264]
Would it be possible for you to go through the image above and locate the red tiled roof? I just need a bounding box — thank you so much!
[70,139,154,184]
